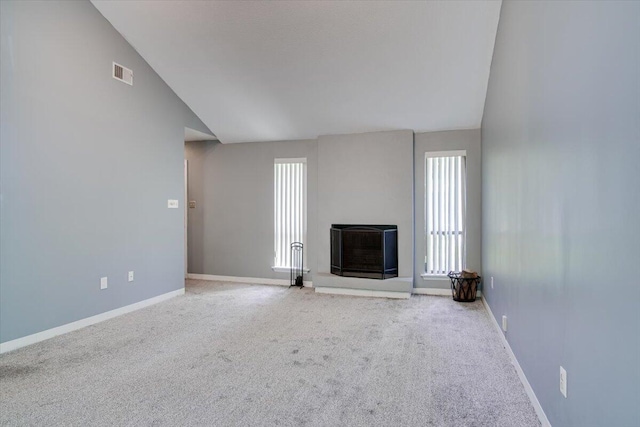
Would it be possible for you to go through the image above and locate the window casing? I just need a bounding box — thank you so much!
[425,151,466,275]
[274,158,307,269]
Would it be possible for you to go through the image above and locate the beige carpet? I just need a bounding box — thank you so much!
[0,279,539,426]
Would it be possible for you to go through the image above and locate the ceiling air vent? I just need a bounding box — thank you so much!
[112,62,133,85]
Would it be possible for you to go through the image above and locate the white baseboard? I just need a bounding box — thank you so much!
[481,297,551,427]
[412,288,482,297]
[0,288,185,355]
[412,287,450,296]
[314,287,411,299]
[271,266,310,274]
[186,273,313,288]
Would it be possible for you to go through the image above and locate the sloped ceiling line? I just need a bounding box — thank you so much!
[92,0,501,143]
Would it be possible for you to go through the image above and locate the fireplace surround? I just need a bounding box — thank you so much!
[330,224,398,279]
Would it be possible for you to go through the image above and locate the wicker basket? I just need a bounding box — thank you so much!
[447,271,481,302]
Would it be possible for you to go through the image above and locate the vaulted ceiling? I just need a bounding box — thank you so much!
[92,1,501,143]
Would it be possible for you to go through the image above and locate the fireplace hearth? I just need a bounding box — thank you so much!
[330,224,398,279]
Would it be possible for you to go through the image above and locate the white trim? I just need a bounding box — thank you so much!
[0,288,185,354]
[184,159,188,279]
[314,287,410,299]
[481,297,552,427]
[420,273,449,280]
[413,288,482,297]
[424,150,467,158]
[274,157,307,164]
[271,266,310,274]
[186,273,313,288]
[412,288,450,296]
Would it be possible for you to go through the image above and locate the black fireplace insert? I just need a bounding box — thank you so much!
[330,224,398,279]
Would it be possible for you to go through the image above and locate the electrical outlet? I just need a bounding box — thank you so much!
[560,366,567,398]
[502,315,508,332]
[100,277,108,290]
[128,271,134,282]
[491,276,494,289]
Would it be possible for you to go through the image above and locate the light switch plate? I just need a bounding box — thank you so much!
[560,366,567,398]
[100,277,108,290]
[168,199,179,208]
[128,271,134,282]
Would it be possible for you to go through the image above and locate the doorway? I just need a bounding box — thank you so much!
[184,127,217,279]
[184,158,188,278]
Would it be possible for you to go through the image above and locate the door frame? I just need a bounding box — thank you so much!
[184,159,188,278]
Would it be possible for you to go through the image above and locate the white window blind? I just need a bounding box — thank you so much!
[425,152,466,275]
[274,158,306,268]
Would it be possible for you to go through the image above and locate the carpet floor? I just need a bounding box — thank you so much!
[0,280,539,426]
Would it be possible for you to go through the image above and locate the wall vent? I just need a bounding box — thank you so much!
[112,62,133,85]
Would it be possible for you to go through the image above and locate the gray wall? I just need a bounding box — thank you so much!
[185,130,418,291]
[184,139,318,281]
[414,129,482,289]
[317,130,415,281]
[0,0,211,343]
[482,1,640,426]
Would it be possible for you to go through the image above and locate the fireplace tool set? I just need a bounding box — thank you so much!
[290,242,304,288]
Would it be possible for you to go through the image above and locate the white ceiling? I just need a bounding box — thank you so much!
[93,1,501,144]
[184,127,217,142]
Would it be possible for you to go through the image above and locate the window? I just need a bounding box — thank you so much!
[274,158,307,269]
[425,151,466,275]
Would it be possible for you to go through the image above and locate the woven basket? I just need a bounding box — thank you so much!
[447,271,481,302]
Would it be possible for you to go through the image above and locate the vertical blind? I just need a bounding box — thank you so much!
[425,154,466,275]
[274,159,306,268]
